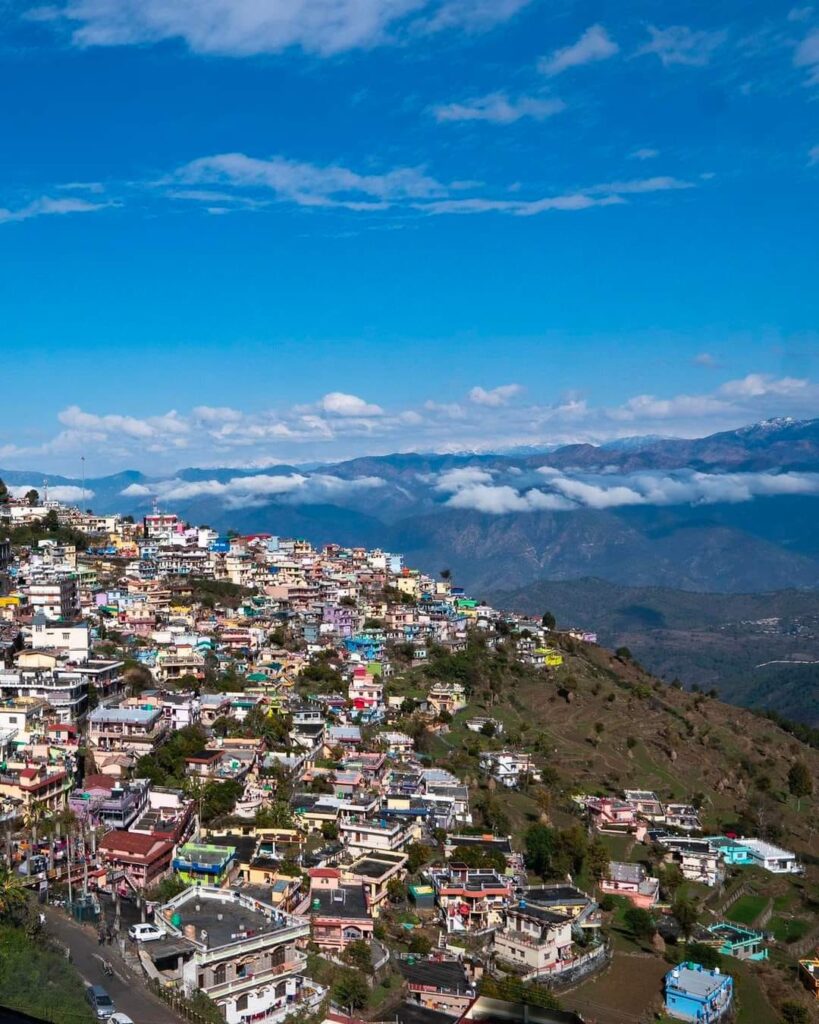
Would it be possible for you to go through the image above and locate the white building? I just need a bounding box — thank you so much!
[739,838,801,874]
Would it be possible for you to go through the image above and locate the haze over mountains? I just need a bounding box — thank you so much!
[4,416,819,595]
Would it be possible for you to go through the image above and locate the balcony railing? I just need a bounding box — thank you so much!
[206,958,306,998]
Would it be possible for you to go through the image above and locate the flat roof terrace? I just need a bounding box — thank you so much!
[159,886,306,950]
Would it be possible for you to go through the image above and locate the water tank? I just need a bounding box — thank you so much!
[184,924,196,940]
[171,912,182,928]
[312,899,321,911]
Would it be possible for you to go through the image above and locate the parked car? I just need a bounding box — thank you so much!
[128,923,164,942]
[110,1014,134,1024]
[86,985,115,1019]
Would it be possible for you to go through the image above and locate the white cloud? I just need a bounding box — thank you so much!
[693,352,719,367]
[120,472,385,508]
[433,92,565,124]
[445,484,573,513]
[320,392,384,417]
[59,0,530,56]
[718,374,807,398]
[174,152,447,211]
[193,406,243,424]
[469,384,522,407]
[58,405,157,439]
[0,196,109,225]
[637,25,727,67]
[794,28,819,85]
[121,483,153,497]
[539,24,619,77]
[11,484,92,503]
[612,392,730,421]
[549,476,646,509]
[420,193,623,216]
[588,176,694,195]
[433,467,495,491]
[169,150,699,221]
[629,148,659,160]
[416,0,533,34]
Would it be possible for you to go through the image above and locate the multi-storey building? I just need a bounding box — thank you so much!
[157,886,319,1024]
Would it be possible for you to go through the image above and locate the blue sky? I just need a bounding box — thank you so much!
[2,0,819,474]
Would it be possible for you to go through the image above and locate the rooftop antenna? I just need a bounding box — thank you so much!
[43,478,48,504]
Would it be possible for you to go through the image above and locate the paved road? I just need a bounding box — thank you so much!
[44,906,184,1024]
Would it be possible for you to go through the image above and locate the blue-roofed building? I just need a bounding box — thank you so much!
[344,634,384,660]
[704,922,767,961]
[703,836,755,866]
[664,962,733,1022]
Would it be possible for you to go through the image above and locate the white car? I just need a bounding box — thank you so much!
[127,923,164,942]
[110,1015,134,1024]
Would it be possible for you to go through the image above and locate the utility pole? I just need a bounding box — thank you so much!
[82,823,89,899]
[66,832,73,910]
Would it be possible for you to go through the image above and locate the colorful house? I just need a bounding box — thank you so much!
[599,862,659,908]
[704,923,767,961]
[664,963,733,1023]
[173,842,235,886]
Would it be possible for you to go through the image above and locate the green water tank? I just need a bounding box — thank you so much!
[171,912,182,928]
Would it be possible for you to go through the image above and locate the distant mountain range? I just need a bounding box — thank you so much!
[4,416,819,594]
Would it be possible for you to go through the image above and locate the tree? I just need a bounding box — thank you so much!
[124,662,154,696]
[0,867,26,922]
[787,760,813,810]
[409,933,432,955]
[480,720,496,738]
[321,821,339,841]
[24,489,39,506]
[780,1002,810,1024]
[406,842,431,874]
[685,942,721,970]
[332,970,369,1010]
[586,838,610,881]
[343,939,372,974]
[623,906,655,940]
[387,877,405,903]
[524,824,559,878]
[615,646,632,661]
[440,569,452,581]
[146,875,187,904]
[672,892,699,940]
[255,801,294,829]
[541,611,556,630]
[558,825,588,876]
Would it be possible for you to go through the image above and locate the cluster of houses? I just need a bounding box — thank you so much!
[0,500,586,1024]
[0,495,812,1024]
[577,789,801,900]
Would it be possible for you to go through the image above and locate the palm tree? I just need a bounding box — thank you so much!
[0,866,27,921]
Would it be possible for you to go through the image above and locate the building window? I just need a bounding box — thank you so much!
[213,964,227,986]
[236,995,248,1011]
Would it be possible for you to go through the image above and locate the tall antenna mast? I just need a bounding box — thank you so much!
[43,478,48,504]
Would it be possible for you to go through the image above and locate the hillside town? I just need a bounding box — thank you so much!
[0,489,817,1024]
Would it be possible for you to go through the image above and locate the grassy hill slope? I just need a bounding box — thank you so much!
[487,578,819,723]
